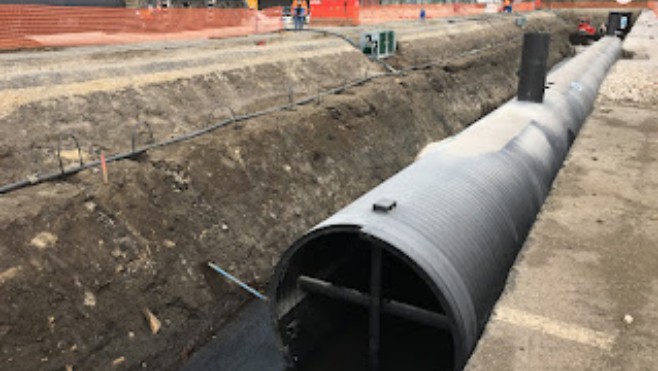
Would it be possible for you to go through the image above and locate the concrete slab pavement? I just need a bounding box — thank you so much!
[467,10,658,371]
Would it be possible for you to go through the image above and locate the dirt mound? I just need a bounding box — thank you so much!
[0,14,571,370]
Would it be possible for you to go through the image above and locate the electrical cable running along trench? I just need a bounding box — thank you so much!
[0,14,527,195]
[271,35,621,371]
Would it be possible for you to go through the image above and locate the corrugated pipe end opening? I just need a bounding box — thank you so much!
[272,228,456,371]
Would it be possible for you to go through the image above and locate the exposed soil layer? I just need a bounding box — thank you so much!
[0,13,572,371]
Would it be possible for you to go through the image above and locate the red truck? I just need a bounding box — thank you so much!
[572,17,604,45]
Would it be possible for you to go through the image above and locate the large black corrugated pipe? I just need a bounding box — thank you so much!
[270,36,622,371]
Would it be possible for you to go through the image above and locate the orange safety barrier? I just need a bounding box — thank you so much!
[346,3,487,25]
[310,0,656,27]
[2,2,656,51]
[309,0,359,25]
[0,5,282,50]
[512,1,536,12]
[310,1,551,26]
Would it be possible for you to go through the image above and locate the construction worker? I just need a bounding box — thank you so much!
[293,0,307,31]
[503,0,512,13]
[599,21,607,36]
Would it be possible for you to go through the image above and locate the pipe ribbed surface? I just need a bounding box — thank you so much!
[271,37,622,371]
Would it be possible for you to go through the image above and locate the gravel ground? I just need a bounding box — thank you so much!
[598,11,658,104]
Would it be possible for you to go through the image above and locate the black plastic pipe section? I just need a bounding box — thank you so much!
[271,36,621,371]
[607,12,633,37]
[517,32,549,103]
[607,12,622,36]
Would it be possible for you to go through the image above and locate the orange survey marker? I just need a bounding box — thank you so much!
[100,152,108,185]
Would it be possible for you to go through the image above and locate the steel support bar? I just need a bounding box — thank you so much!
[297,275,450,330]
[369,247,382,371]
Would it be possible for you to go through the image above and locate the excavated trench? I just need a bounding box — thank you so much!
[270,31,626,371]
[0,12,578,371]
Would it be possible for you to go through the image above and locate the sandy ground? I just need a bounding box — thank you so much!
[467,10,658,370]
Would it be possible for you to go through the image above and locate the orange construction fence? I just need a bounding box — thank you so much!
[2,1,657,51]
[513,1,537,12]
[309,0,360,25]
[358,3,487,25]
[0,5,282,50]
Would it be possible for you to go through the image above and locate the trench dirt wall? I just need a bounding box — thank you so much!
[0,14,571,370]
[0,36,375,185]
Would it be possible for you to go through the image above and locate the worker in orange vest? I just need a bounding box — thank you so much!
[503,0,512,13]
[293,0,308,31]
